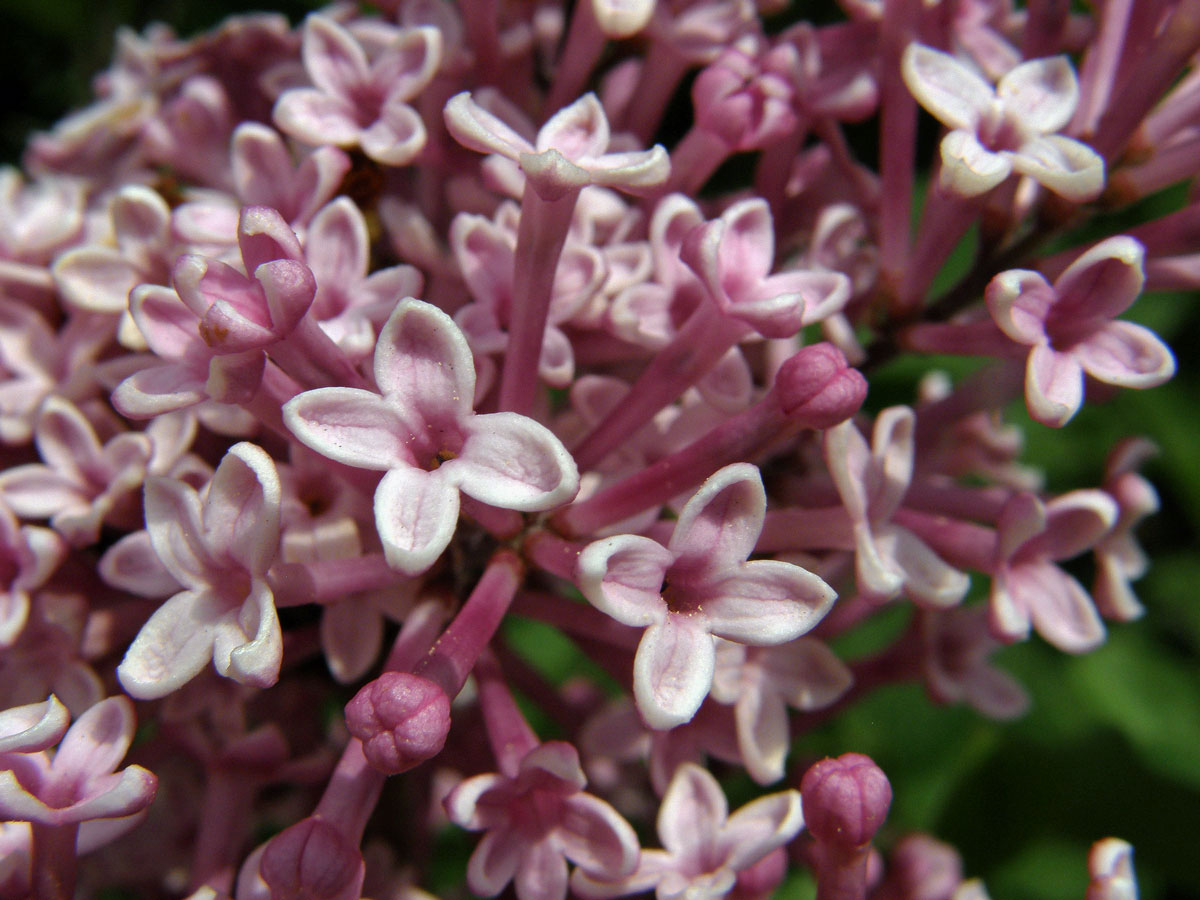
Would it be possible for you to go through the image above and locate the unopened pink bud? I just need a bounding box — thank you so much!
[800,752,892,849]
[260,817,364,900]
[776,343,867,429]
[345,672,451,775]
[879,834,963,900]
[731,846,788,900]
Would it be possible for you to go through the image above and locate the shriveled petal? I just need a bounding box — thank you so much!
[669,463,765,576]
[1025,343,1083,427]
[467,829,523,896]
[557,793,640,878]
[939,130,1011,196]
[584,146,671,194]
[283,387,415,470]
[901,44,993,131]
[451,412,578,511]
[996,56,1078,135]
[204,442,281,574]
[1009,135,1104,202]
[704,560,835,645]
[634,620,716,730]
[374,466,460,575]
[361,102,427,166]
[657,763,728,858]
[514,839,569,900]
[212,580,282,688]
[374,299,476,420]
[720,789,804,871]
[1074,322,1175,388]
[1008,561,1105,653]
[117,589,222,699]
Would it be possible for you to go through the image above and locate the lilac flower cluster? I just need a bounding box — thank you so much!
[0,0,1186,897]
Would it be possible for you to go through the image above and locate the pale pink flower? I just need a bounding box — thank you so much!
[985,236,1175,428]
[117,442,284,698]
[901,43,1104,201]
[577,463,834,730]
[444,741,640,900]
[283,299,579,575]
[572,762,803,900]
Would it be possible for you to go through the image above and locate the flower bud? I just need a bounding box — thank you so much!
[877,834,963,900]
[731,846,788,900]
[800,752,892,849]
[345,672,451,775]
[260,817,364,900]
[776,343,867,429]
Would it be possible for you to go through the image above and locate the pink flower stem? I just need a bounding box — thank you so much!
[897,184,981,312]
[1093,0,1200,158]
[1071,0,1134,139]
[755,121,808,213]
[30,822,79,900]
[189,769,255,893]
[498,186,580,415]
[298,553,405,602]
[268,316,370,393]
[475,649,539,776]
[413,549,525,699]
[621,41,691,144]
[524,529,586,580]
[461,496,526,539]
[0,258,55,292]
[1021,0,1070,59]
[569,307,742,472]
[812,843,873,900]
[757,505,855,553]
[459,0,502,83]
[556,392,797,537]
[876,0,921,301]
[665,128,731,195]
[1135,67,1200,149]
[546,0,607,114]
[312,599,451,839]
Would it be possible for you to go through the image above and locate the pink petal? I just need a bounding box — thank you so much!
[360,102,427,166]
[451,412,578,511]
[0,697,69,753]
[273,89,363,147]
[0,466,87,519]
[444,773,510,830]
[204,442,282,574]
[1052,236,1145,323]
[129,284,202,360]
[302,15,369,99]
[1074,321,1175,388]
[444,91,536,160]
[996,56,1078,134]
[98,530,181,598]
[875,524,971,608]
[657,763,728,859]
[557,793,640,878]
[734,688,790,784]
[212,580,282,688]
[374,299,476,421]
[577,534,673,627]
[467,829,523,895]
[901,44,993,131]
[374,466,460,574]
[1009,561,1105,653]
[52,696,135,784]
[985,268,1055,345]
[232,123,294,208]
[283,387,416,470]
[669,463,765,576]
[1024,490,1117,562]
[720,789,804,871]
[374,26,442,103]
[704,560,835,644]
[1009,135,1104,202]
[53,246,140,314]
[515,839,569,900]
[939,130,1012,196]
[1025,343,1083,427]
[117,589,223,699]
[633,619,716,730]
[113,364,208,418]
[307,197,369,286]
[320,598,383,683]
[143,475,209,589]
[34,397,102,484]
[536,94,611,160]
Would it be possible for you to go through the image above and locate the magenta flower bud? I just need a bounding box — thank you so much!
[776,343,867,429]
[731,846,788,900]
[800,753,892,849]
[344,672,451,775]
[260,816,364,900]
[877,835,963,900]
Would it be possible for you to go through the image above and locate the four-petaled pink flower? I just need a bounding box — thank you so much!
[902,43,1104,200]
[284,298,579,575]
[444,741,641,900]
[0,695,156,829]
[990,489,1117,653]
[274,14,442,166]
[444,92,669,200]
[577,463,835,730]
[985,236,1175,427]
[572,762,803,900]
[117,442,284,698]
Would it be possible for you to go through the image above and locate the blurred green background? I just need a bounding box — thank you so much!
[1,1,1197,898]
